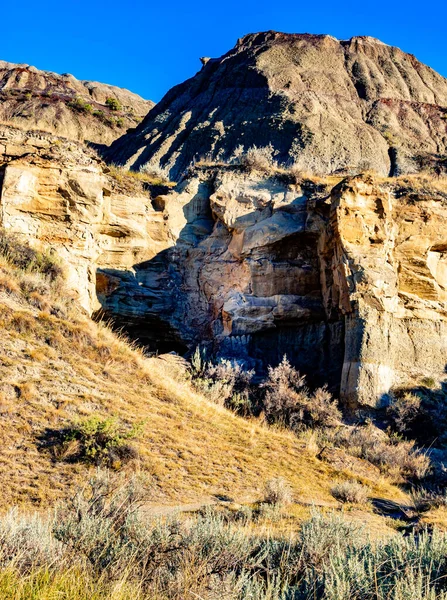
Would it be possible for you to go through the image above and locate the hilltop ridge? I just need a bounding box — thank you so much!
[108,31,447,179]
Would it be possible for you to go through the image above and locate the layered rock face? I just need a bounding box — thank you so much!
[2,129,447,405]
[108,31,447,180]
[0,60,153,145]
[0,125,170,313]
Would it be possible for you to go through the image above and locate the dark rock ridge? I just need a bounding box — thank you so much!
[0,60,154,145]
[107,31,447,180]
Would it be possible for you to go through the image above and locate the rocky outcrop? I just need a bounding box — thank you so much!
[94,168,447,407]
[2,122,447,408]
[0,60,153,145]
[107,32,447,180]
[0,125,170,313]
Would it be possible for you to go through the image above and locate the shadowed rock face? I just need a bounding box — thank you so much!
[0,60,154,145]
[108,31,447,180]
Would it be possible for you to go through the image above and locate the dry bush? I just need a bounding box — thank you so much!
[410,488,447,513]
[263,476,293,506]
[327,424,431,481]
[191,350,254,415]
[240,144,277,172]
[387,393,424,434]
[139,163,170,183]
[331,480,369,504]
[0,230,63,282]
[262,355,341,431]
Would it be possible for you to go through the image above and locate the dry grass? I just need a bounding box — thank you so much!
[0,249,409,515]
[331,480,370,505]
[107,164,175,189]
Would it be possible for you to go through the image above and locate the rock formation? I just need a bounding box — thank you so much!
[1,33,447,409]
[2,123,447,407]
[0,60,153,145]
[0,125,168,313]
[107,31,447,180]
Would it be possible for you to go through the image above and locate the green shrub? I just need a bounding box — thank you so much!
[57,416,144,467]
[4,487,447,599]
[105,97,122,111]
[67,97,93,114]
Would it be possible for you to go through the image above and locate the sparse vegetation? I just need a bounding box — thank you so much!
[105,96,122,111]
[331,480,370,504]
[2,477,447,599]
[0,229,63,281]
[1,231,363,508]
[323,424,431,481]
[108,163,174,187]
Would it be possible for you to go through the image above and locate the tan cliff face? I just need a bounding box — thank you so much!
[0,126,171,312]
[1,128,446,407]
[0,60,154,145]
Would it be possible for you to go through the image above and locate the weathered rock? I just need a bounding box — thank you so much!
[94,168,447,407]
[2,126,447,407]
[107,32,447,180]
[0,60,153,145]
[0,125,171,313]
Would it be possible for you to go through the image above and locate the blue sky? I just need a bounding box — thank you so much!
[1,0,446,102]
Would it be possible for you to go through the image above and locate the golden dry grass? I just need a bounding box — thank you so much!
[107,164,175,189]
[0,251,410,538]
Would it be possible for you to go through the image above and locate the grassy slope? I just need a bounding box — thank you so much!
[0,252,407,531]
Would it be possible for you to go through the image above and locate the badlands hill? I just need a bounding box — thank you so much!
[108,31,447,180]
[0,59,153,144]
[0,33,446,524]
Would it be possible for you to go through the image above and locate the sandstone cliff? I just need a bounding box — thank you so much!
[0,60,153,145]
[107,31,447,180]
[2,125,446,408]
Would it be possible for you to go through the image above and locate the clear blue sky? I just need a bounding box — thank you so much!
[2,0,446,102]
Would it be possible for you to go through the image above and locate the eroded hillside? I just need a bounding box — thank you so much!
[0,60,153,144]
[0,229,410,519]
[3,125,447,408]
[108,32,447,179]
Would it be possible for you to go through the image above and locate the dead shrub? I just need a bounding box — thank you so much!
[327,424,431,481]
[263,476,293,506]
[387,393,425,435]
[240,144,277,172]
[0,229,63,282]
[262,355,341,431]
[0,271,20,294]
[331,480,369,504]
[191,350,254,415]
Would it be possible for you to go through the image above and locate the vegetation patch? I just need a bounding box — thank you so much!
[42,416,144,468]
[1,475,447,599]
